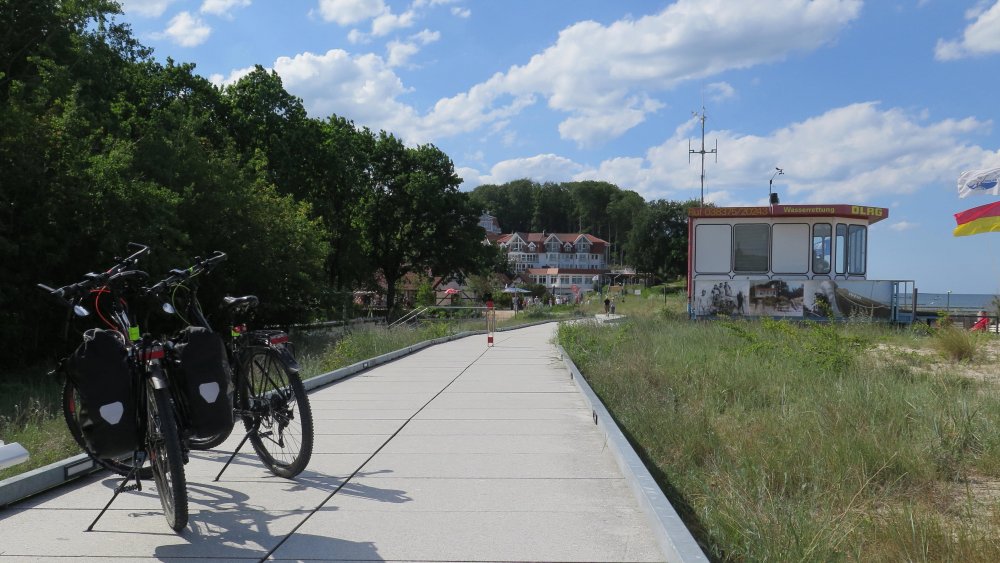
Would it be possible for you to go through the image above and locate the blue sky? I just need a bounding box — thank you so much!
[116,0,1000,294]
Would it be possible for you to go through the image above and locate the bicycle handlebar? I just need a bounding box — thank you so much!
[38,243,151,307]
[146,251,227,295]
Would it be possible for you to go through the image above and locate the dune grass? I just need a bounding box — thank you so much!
[558,295,1000,561]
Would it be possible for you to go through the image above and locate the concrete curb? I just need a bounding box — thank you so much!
[557,344,708,563]
[0,454,100,508]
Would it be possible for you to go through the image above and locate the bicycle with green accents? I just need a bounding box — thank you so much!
[146,251,314,479]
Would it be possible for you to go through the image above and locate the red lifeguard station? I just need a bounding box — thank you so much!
[686,203,914,321]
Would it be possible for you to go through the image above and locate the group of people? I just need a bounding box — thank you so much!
[510,295,562,310]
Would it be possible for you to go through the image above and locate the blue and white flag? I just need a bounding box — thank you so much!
[958,167,1000,198]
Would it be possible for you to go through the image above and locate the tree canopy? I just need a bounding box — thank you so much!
[1,0,493,364]
[2,1,699,366]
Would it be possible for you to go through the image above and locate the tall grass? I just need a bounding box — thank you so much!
[933,324,986,362]
[0,368,79,481]
[559,310,1000,561]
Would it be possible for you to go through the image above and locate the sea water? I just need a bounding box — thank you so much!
[909,292,996,312]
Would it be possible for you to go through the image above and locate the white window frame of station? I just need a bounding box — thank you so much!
[693,219,868,279]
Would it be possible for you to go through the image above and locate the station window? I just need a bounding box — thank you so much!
[733,224,769,272]
[834,224,867,275]
[812,223,832,274]
[848,225,866,275]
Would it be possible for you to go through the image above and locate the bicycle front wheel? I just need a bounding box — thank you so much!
[146,378,189,531]
[237,347,313,478]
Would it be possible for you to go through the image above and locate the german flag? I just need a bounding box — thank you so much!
[955,200,1000,236]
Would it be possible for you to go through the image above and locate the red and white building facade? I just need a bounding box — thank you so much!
[493,231,611,297]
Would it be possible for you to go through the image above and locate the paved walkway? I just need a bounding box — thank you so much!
[0,323,666,562]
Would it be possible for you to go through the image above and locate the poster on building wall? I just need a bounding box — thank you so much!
[801,280,895,320]
[748,280,804,317]
[692,280,752,317]
[693,279,896,319]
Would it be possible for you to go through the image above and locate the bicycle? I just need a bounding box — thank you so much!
[38,243,188,531]
[145,251,314,479]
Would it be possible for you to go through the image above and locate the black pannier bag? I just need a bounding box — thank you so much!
[173,327,234,440]
[67,329,138,458]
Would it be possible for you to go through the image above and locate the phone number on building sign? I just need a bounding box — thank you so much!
[689,207,770,217]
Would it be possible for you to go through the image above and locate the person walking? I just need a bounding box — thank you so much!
[603,297,610,315]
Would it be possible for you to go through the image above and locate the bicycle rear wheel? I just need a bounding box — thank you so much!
[146,378,189,531]
[237,347,313,478]
[62,380,153,479]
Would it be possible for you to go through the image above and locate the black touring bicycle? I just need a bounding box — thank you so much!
[39,244,313,531]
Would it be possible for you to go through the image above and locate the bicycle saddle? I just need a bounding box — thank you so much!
[221,295,259,310]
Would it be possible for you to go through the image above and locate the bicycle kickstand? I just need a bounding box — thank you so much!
[213,422,258,482]
[87,456,143,531]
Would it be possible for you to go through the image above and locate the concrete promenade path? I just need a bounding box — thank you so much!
[0,323,667,562]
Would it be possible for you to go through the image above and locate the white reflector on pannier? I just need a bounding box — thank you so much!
[199,382,220,403]
[99,402,124,425]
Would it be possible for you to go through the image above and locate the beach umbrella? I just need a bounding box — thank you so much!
[502,286,530,293]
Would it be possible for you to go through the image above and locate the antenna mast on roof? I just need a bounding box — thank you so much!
[688,106,718,206]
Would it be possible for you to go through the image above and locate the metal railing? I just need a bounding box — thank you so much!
[388,306,431,329]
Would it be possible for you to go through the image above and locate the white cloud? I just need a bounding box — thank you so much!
[321,1,416,41]
[412,29,440,44]
[386,40,419,67]
[371,9,416,36]
[935,1,1000,60]
[347,29,369,44]
[464,154,586,188]
[706,81,736,102]
[201,0,251,17]
[455,166,483,189]
[558,96,664,147]
[270,49,420,129]
[889,221,919,231]
[412,0,459,7]
[417,0,862,146]
[618,102,997,203]
[316,0,385,25]
[236,1,861,148]
[385,29,440,67]
[461,103,1000,205]
[452,6,471,18]
[209,65,256,87]
[119,0,178,18]
[161,12,212,47]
